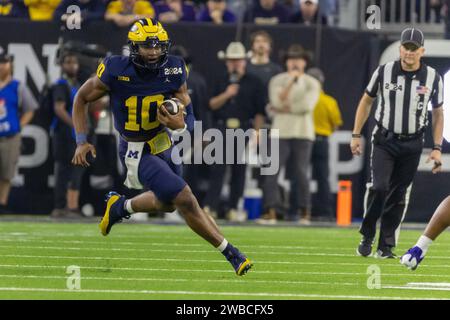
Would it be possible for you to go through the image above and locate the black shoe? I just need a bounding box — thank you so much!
[375,247,397,259]
[357,237,374,257]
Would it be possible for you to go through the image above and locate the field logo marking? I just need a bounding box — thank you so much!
[367,265,381,290]
[66,265,81,290]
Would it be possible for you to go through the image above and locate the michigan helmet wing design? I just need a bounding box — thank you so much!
[128,18,171,70]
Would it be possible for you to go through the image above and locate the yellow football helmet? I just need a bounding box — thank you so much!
[127,18,171,70]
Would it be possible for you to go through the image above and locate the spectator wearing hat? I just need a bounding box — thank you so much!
[258,44,320,224]
[0,52,38,214]
[105,0,155,27]
[154,0,196,23]
[203,42,266,221]
[243,0,290,24]
[197,0,236,24]
[0,0,29,18]
[290,0,328,25]
[293,67,342,222]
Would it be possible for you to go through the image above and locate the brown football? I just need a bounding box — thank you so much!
[160,98,182,115]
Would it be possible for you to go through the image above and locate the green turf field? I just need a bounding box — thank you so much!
[0,220,449,300]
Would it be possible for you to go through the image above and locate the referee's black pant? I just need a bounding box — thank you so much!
[360,128,423,250]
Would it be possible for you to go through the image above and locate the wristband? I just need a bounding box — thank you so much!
[433,144,442,152]
[173,123,187,134]
[352,133,362,138]
[76,133,87,145]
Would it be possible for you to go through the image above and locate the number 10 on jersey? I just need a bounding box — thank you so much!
[125,95,164,131]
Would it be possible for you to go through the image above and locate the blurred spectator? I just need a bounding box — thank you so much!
[247,30,283,89]
[306,67,342,222]
[105,0,155,26]
[290,0,328,25]
[24,0,61,20]
[445,0,450,38]
[0,52,37,214]
[417,0,443,23]
[197,0,236,24]
[318,0,337,24]
[204,42,266,221]
[50,52,86,218]
[53,0,106,24]
[154,0,196,22]
[259,45,320,224]
[170,45,211,204]
[0,0,29,18]
[243,0,290,24]
[369,0,442,23]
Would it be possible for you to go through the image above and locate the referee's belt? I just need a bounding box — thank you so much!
[377,126,425,141]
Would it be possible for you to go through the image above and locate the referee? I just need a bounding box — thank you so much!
[351,28,444,258]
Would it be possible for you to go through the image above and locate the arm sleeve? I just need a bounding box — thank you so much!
[135,1,155,16]
[329,97,343,127]
[106,1,121,14]
[254,79,267,117]
[52,83,68,103]
[431,73,444,109]
[184,102,195,132]
[268,76,284,109]
[18,83,38,112]
[365,66,381,98]
[288,78,321,114]
[96,57,113,89]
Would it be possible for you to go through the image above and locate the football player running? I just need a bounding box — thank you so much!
[401,196,450,270]
[71,18,252,276]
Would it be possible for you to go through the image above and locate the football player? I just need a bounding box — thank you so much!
[71,18,252,276]
[401,196,450,270]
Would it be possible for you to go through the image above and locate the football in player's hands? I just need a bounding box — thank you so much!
[160,98,183,115]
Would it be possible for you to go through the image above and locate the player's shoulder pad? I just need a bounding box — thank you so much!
[163,55,188,79]
[165,55,187,69]
[99,55,132,77]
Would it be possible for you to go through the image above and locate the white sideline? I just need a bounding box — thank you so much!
[0,287,447,300]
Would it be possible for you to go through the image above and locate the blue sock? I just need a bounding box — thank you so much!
[222,243,237,260]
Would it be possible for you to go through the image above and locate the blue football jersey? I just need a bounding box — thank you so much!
[0,80,20,137]
[97,55,188,139]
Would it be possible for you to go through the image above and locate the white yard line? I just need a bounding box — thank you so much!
[0,263,448,278]
[0,274,359,287]
[407,282,450,287]
[383,282,450,292]
[2,253,450,269]
[0,286,446,300]
[383,285,450,292]
[2,243,450,261]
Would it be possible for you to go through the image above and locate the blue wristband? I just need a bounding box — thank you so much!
[76,133,87,145]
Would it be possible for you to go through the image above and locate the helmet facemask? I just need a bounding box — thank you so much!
[129,37,171,70]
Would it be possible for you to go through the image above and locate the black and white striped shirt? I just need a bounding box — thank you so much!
[366,60,443,135]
